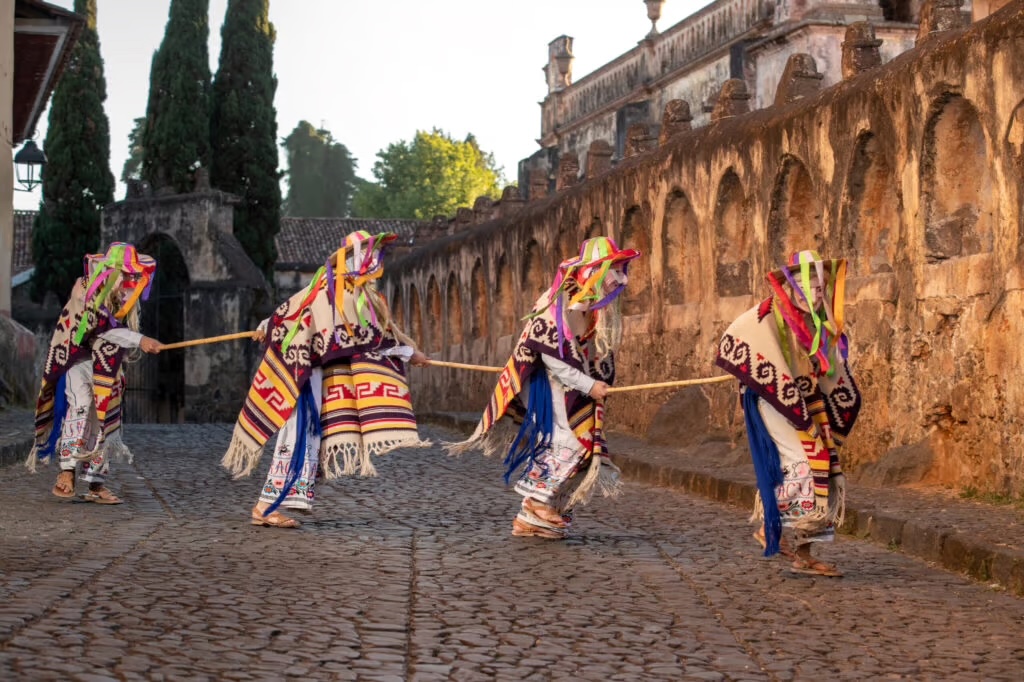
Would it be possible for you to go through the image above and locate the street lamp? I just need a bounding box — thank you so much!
[14,139,46,192]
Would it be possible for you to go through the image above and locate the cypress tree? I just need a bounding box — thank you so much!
[30,0,115,303]
[283,121,356,217]
[210,0,281,278]
[142,0,211,193]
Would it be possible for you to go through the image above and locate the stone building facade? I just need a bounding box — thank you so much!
[385,3,1024,496]
[522,0,926,194]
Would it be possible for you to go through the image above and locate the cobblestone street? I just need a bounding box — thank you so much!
[1,424,1022,681]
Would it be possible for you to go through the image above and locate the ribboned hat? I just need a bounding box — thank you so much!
[768,249,846,286]
[331,230,398,279]
[74,242,157,343]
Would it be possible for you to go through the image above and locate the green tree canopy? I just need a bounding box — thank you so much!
[142,0,211,193]
[352,129,503,219]
[31,0,115,303]
[210,0,281,278]
[282,121,357,217]
[120,116,145,184]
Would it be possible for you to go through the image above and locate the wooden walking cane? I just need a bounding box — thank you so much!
[605,375,734,394]
[160,331,259,351]
[422,359,503,373]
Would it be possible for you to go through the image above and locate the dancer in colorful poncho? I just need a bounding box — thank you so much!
[224,230,430,528]
[716,250,861,576]
[448,237,639,539]
[26,243,163,504]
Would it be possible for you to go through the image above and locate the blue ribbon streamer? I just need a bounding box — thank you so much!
[264,380,321,517]
[503,370,554,484]
[743,389,784,557]
[38,374,68,461]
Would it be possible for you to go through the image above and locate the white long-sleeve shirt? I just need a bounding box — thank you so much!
[542,354,597,446]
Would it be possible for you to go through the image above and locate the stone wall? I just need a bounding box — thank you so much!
[386,5,1024,495]
[102,191,270,423]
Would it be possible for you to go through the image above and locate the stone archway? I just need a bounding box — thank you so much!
[102,191,270,422]
[124,233,189,423]
[495,253,515,336]
[446,271,464,347]
[663,190,701,304]
[426,275,442,353]
[470,259,489,340]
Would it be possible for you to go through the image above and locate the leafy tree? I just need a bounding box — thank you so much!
[282,121,357,217]
[30,0,115,303]
[142,0,211,193]
[210,0,281,278]
[120,116,145,184]
[352,129,503,219]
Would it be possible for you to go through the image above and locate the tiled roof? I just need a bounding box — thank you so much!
[274,217,430,270]
[13,210,37,277]
[10,211,430,278]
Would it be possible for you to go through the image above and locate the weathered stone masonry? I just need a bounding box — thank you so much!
[386,5,1024,495]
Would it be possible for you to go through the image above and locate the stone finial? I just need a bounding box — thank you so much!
[556,152,580,190]
[659,99,693,145]
[625,124,657,157]
[711,79,752,122]
[499,185,525,216]
[455,207,474,228]
[773,54,824,107]
[585,140,614,178]
[842,22,883,79]
[917,0,966,45]
[546,36,574,94]
[193,166,211,192]
[472,196,495,223]
[528,168,549,201]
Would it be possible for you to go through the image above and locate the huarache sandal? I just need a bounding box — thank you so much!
[512,516,565,540]
[81,487,123,505]
[789,557,843,577]
[52,470,76,498]
[251,509,301,528]
[523,498,567,528]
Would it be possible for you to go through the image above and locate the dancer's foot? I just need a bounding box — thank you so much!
[52,470,76,498]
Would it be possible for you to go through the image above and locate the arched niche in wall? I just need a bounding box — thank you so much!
[1006,100,1024,257]
[585,217,602,241]
[426,275,442,352]
[663,190,701,305]
[839,131,901,275]
[522,239,546,303]
[620,205,652,316]
[409,285,424,350]
[767,155,822,268]
[714,169,753,297]
[446,271,464,346]
[470,258,489,340]
[495,253,515,335]
[391,285,405,330]
[922,94,994,262]
[557,212,580,263]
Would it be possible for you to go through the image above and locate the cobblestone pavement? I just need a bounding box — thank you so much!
[1,424,1022,681]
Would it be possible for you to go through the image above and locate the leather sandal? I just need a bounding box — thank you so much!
[81,487,123,505]
[512,516,565,539]
[523,498,567,528]
[251,508,300,528]
[52,470,76,498]
[789,557,843,577]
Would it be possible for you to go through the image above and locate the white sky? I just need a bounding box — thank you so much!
[15,0,706,211]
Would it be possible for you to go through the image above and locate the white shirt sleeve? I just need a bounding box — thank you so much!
[257,317,269,334]
[97,328,144,349]
[542,353,596,396]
